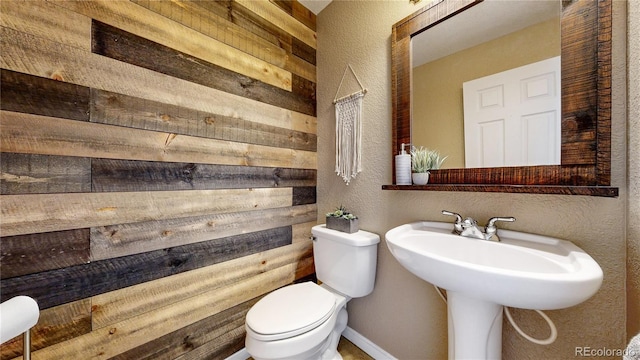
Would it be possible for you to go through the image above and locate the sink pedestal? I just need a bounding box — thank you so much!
[447,291,503,360]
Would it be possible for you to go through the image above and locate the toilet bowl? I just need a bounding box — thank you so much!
[245,282,348,360]
[245,225,380,360]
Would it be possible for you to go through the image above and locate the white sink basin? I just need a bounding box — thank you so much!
[386,221,603,310]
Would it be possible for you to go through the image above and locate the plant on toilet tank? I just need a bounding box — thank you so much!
[326,205,359,233]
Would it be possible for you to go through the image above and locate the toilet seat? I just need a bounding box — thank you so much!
[246,282,337,341]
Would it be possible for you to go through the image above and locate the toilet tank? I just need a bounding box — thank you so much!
[311,225,380,298]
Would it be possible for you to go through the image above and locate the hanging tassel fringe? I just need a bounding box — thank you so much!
[334,90,364,185]
[333,64,367,185]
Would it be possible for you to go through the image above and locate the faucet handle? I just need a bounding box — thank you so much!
[441,210,463,233]
[484,216,515,241]
[441,210,462,222]
[485,216,516,232]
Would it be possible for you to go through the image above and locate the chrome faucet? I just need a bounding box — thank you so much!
[441,210,515,241]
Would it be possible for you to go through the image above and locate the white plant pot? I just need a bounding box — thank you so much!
[412,172,430,185]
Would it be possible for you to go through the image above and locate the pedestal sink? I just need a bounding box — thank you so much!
[386,221,603,360]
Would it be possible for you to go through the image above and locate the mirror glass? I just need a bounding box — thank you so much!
[411,0,561,169]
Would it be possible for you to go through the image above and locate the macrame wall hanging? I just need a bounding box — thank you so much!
[333,64,367,185]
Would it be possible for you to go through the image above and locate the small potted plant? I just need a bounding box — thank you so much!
[410,146,447,185]
[325,205,359,233]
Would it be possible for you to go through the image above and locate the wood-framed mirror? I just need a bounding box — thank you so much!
[383,0,618,197]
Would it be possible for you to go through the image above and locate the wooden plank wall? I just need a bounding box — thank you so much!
[0,1,317,358]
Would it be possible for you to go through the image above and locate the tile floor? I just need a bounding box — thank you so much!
[246,336,373,360]
[337,336,374,360]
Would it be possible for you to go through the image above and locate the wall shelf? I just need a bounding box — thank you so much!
[382,184,619,197]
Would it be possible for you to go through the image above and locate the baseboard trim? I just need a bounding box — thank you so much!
[342,326,397,360]
[225,326,396,360]
[226,347,250,360]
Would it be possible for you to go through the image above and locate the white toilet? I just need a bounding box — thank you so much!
[245,224,380,360]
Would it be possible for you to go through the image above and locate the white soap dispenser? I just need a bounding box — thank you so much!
[395,143,412,185]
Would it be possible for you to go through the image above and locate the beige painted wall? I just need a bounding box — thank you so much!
[627,0,640,342]
[412,18,560,169]
[316,1,633,359]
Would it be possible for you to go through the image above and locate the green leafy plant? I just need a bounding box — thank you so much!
[411,146,447,173]
[326,205,357,220]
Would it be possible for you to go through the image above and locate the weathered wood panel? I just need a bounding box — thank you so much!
[0,111,317,170]
[91,204,316,260]
[90,90,316,152]
[1,226,293,310]
[294,252,316,280]
[110,296,260,360]
[91,159,316,192]
[0,187,292,237]
[91,21,314,116]
[24,265,297,360]
[52,0,292,91]
[293,75,317,111]
[0,299,92,360]
[0,0,316,358]
[236,0,316,49]
[0,69,90,122]
[292,37,317,66]
[0,27,316,134]
[293,186,317,205]
[0,0,91,51]
[272,0,317,32]
[132,0,288,67]
[185,0,295,56]
[293,221,317,243]
[91,240,311,329]
[0,153,91,195]
[131,0,317,83]
[172,324,245,360]
[187,0,319,91]
[0,229,89,279]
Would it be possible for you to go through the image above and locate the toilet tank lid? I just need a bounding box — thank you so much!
[312,225,380,246]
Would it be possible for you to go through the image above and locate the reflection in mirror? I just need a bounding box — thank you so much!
[411,1,561,169]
